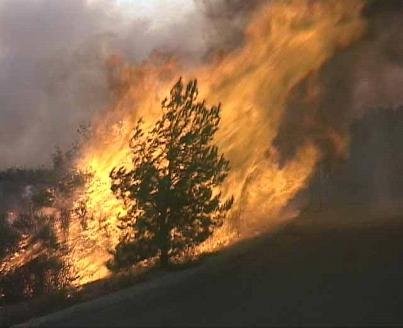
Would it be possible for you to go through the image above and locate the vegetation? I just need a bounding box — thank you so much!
[0,140,89,305]
[0,213,18,259]
[108,78,233,270]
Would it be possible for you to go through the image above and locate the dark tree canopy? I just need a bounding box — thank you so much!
[108,78,233,269]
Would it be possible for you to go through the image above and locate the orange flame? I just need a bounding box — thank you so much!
[69,0,366,285]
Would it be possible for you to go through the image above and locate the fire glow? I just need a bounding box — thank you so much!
[60,0,367,285]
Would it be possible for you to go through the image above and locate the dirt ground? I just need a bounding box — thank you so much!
[18,205,403,327]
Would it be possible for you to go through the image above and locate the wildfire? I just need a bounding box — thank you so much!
[67,0,367,285]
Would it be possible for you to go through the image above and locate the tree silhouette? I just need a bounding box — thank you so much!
[109,78,233,269]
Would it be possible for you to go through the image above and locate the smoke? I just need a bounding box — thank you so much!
[0,0,113,169]
[0,0,270,169]
[0,0,224,169]
[352,1,403,113]
[272,0,403,214]
[273,0,403,168]
[194,0,267,54]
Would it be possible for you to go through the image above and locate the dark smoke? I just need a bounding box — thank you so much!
[274,0,403,166]
[195,0,267,55]
[275,0,403,210]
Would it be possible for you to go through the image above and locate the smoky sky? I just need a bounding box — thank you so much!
[0,0,268,169]
[273,1,403,167]
[0,0,113,168]
[0,0,222,169]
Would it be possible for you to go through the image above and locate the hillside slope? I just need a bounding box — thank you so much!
[19,205,403,327]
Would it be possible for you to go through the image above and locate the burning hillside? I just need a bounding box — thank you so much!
[1,0,402,294]
[68,0,367,284]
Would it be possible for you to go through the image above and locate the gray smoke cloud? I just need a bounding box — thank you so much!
[352,1,403,114]
[194,0,267,54]
[273,1,403,166]
[0,0,114,168]
[273,1,403,211]
[0,0,217,169]
[0,0,268,169]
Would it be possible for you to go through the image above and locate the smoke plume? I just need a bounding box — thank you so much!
[274,0,403,167]
[0,0,226,169]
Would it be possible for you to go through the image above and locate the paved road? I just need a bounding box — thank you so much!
[25,211,403,326]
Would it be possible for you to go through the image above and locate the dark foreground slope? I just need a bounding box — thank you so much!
[22,206,403,327]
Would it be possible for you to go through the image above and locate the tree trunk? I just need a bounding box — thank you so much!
[160,244,169,268]
[159,214,170,269]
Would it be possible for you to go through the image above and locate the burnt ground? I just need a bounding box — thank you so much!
[19,205,403,327]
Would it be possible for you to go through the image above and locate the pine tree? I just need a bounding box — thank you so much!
[109,78,233,269]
